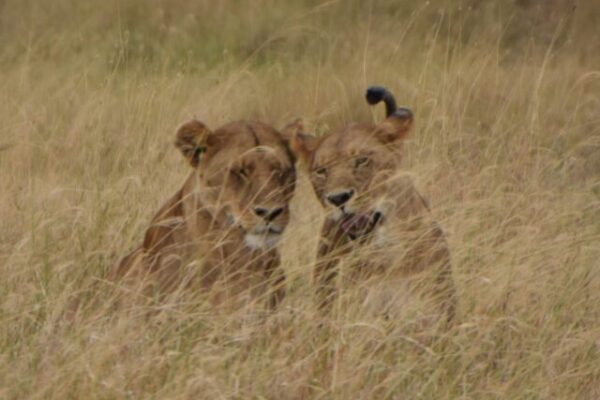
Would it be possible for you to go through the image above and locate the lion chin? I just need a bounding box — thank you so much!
[244,231,282,250]
[339,210,383,240]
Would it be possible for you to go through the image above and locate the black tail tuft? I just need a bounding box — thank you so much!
[365,86,397,117]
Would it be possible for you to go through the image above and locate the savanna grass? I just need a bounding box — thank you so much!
[1,0,599,398]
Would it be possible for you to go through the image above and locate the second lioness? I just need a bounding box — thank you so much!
[292,87,456,322]
[115,119,300,309]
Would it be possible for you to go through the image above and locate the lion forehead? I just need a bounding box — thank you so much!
[204,125,292,169]
[246,146,292,169]
[312,128,384,168]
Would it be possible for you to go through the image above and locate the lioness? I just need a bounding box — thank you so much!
[292,87,456,323]
[114,119,300,309]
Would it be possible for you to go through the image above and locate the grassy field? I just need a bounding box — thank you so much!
[1,0,600,398]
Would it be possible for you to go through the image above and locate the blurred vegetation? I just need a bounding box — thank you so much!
[1,0,599,72]
[1,1,599,399]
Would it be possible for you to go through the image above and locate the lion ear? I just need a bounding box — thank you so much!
[290,130,319,162]
[281,118,319,162]
[374,107,413,144]
[280,118,304,144]
[174,120,213,168]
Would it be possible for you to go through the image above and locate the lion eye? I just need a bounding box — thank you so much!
[354,156,371,168]
[315,167,328,178]
[279,168,294,182]
[231,167,249,181]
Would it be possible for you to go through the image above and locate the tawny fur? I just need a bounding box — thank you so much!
[292,88,456,323]
[112,119,301,309]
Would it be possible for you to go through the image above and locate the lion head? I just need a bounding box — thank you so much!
[291,87,414,240]
[175,119,300,249]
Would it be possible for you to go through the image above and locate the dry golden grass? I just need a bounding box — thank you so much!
[1,1,600,398]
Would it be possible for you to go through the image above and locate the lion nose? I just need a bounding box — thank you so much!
[327,190,354,207]
[254,206,285,222]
